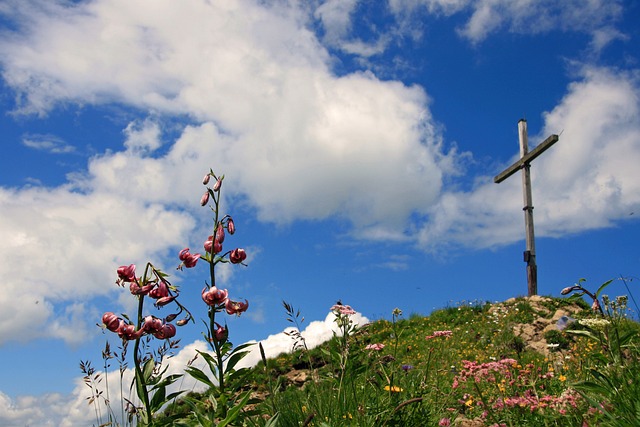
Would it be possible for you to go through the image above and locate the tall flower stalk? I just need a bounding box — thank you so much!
[182,170,253,424]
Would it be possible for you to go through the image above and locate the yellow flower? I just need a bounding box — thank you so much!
[384,385,403,392]
[559,374,567,382]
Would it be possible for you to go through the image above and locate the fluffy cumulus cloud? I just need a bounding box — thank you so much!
[419,66,640,250]
[0,309,368,427]
[0,0,457,345]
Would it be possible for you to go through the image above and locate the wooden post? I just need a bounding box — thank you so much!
[519,120,537,296]
[494,120,559,296]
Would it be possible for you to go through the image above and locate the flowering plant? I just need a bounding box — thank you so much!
[97,169,253,426]
[180,170,254,425]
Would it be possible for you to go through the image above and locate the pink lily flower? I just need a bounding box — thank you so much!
[153,323,176,340]
[102,312,121,332]
[229,248,247,264]
[225,298,249,315]
[117,264,136,283]
[201,286,229,306]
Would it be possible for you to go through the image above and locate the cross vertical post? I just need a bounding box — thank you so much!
[519,120,537,296]
[494,119,559,296]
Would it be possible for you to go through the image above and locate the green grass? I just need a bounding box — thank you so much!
[155,294,640,426]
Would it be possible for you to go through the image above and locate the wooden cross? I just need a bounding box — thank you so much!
[494,119,559,296]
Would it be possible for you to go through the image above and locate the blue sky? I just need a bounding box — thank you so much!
[1,0,640,424]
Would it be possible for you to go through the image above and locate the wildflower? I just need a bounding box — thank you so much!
[559,374,567,382]
[366,343,385,351]
[578,318,610,330]
[155,295,177,307]
[149,281,169,299]
[118,323,143,340]
[426,330,453,340]
[213,322,228,342]
[401,364,414,372]
[331,304,356,315]
[215,224,225,244]
[153,323,176,340]
[439,418,451,427]
[392,307,403,317]
[225,299,249,315]
[213,177,222,192]
[102,312,121,332]
[129,282,154,296]
[229,248,247,264]
[178,248,201,269]
[227,217,235,234]
[202,173,211,185]
[201,286,229,306]
[200,191,210,206]
[591,299,601,312]
[117,264,136,283]
[561,285,580,295]
[384,385,403,392]
[142,315,163,334]
[204,235,222,254]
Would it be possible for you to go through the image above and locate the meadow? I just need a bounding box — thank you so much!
[85,169,640,426]
[155,286,640,427]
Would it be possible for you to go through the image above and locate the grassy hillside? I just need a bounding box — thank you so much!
[159,291,640,427]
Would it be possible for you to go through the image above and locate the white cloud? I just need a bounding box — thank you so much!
[0,309,368,427]
[419,66,640,251]
[388,0,624,47]
[0,184,195,344]
[22,133,75,153]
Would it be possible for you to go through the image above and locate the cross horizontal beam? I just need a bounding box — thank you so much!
[494,134,559,183]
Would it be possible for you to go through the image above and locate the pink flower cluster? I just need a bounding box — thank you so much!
[493,388,580,413]
[119,264,178,307]
[426,330,453,340]
[452,358,517,388]
[201,286,249,317]
[102,312,176,341]
[365,343,385,351]
[331,304,356,315]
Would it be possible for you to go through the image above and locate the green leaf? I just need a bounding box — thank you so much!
[142,358,156,383]
[566,329,600,341]
[217,391,251,427]
[595,279,615,298]
[263,412,280,427]
[185,366,215,389]
[149,384,166,412]
[225,347,251,374]
[618,329,639,347]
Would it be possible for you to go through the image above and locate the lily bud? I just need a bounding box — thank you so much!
[213,322,228,342]
[200,191,210,206]
[202,174,211,185]
[213,177,222,192]
[215,224,225,244]
[227,218,235,235]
